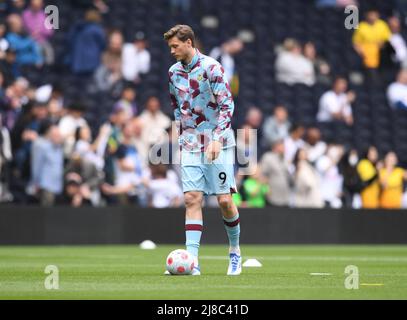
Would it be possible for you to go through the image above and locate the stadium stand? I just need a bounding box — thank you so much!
[1,0,406,208]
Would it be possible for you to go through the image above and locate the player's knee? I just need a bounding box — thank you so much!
[184,192,202,208]
[218,195,232,211]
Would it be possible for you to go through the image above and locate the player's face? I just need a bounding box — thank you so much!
[168,37,192,62]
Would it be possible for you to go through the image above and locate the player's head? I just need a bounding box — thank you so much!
[164,25,196,62]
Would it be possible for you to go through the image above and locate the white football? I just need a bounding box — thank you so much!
[166,249,194,275]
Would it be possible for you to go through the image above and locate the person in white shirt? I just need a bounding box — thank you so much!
[209,38,244,84]
[121,31,151,83]
[145,164,183,208]
[275,38,316,86]
[304,127,327,165]
[315,144,345,208]
[139,96,171,148]
[317,77,355,125]
[58,103,88,157]
[387,68,407,110]
[388,16,407,68]
[284,124,305,165]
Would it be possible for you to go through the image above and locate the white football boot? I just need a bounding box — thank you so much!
[227,253,242,276]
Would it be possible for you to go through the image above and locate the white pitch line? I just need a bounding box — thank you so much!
[310,273,332,276]
[201,256,407,262]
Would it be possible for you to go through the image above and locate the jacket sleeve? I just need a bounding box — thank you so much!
[168,71,181,134]
[208,63,234,142]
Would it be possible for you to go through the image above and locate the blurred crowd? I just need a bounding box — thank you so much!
[0,0,407,209]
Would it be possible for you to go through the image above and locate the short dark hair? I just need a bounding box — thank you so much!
[163,24,195,47]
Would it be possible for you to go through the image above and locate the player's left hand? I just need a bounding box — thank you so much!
[205,140,222,161]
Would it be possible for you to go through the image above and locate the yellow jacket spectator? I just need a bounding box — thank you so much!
[379,152,407,209]
[357,147,380,208]
[352,10,391,69]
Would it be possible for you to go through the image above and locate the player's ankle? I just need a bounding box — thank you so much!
[229,246,240,256]
[193,256,199,267]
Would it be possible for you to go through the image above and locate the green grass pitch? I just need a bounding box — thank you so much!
[0,245,407,299]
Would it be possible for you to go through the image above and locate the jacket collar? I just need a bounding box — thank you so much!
[182,49,200,72]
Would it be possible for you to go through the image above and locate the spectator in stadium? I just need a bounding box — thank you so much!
[338,149,363,208]
[303,127,327,165]
[60,177,91,207]
[315,144,345,208]
[292,148,324,208]
[387,16,407,69]
[58,102,88,157]
[6,13,43,68]
[22,0,54,65]
[6,0,26,15]
[101,121,146,205]
[210,38,244,94]
[234,165,269,208]
[46,94,64,124]
[352,9,391,81]
[284,124,305,165]
[0,47,17,84]
[379,151,407,209]
[317,77,354,126]
[244,106,263,130]
[129,116,149,166]
[73,125,105,171]
[357,146,380,209]
[303,41,332,86]
[0,22,9,60]
[0,70,5,102]
[122,31,151,84]
[387,69,407,111]
[275,38,315,86]
[262,105,291,151]
[139,96,171,149]
[67,9,106,75]
[30,124,63,206]
[243,106,263,153]
[236,124,258,174]
[11,101,48,175]
[0,114,13,202]
[260,140,291,207]
[97,106,128,185]
[94,29,123,93]
[144,163,183,208]
[63,152,103,207]
[2,77,30,131]
[113,85,137,120]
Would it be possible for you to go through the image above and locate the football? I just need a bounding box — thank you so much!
[166,249,195,275]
